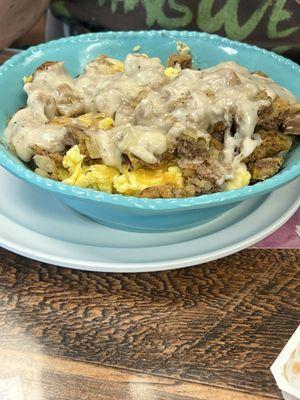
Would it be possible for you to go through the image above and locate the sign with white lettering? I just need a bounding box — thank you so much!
[51,0,300,62]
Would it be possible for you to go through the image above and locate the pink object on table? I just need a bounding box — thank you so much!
[254,209,300,248]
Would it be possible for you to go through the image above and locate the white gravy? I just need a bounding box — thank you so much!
[4,55,296,175]
[5,108,66,162]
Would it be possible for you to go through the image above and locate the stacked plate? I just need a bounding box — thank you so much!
[0,168,299,272]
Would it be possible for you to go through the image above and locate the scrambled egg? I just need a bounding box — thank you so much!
[23,75,33,84]
[164,67,181,79]
[225,164,251,191]
[98,117,114,130]
[62,145,86,185]
[114,166,183,195]
[76,165,120,192]
[76,113,105,127]
[52,113,114,130]
[62,145,119,192]
[61,145,183,195]
[106,58,124,72]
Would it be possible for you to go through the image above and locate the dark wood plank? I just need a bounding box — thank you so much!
[0,348,275,400]
[0,248,298,398]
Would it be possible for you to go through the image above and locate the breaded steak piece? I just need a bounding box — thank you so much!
[244,130,293,163]
[248,156,284,181]
[139,184,185,198]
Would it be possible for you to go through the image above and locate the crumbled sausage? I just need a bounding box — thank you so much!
[244,130,293,163]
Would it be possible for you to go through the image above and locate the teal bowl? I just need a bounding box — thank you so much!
[0,31,299,232]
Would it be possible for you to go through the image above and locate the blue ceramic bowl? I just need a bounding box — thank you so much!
[0,31,299,232]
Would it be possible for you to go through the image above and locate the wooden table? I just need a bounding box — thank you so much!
[0,247,299,400]
[0,50,299,400]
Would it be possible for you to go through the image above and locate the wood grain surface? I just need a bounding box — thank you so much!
[0,247,298,400]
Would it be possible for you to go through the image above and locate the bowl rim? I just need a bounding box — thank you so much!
[0,30,299,211]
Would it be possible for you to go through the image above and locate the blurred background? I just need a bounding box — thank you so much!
[2,0,300,63]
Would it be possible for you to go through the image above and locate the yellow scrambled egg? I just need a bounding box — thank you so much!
[114,166,183,195]
[164,67,181,79]
[23,75,33,84]
[76,113,104,127]
[62,146,119,193]
[225,164,251,191]
[98,117,114,130]
[106,58,124,72]
[61,145,183,195]
[52,113,114,130]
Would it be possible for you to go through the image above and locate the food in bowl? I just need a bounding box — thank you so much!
[4,46,300,198]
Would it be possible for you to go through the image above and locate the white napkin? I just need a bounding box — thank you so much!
[0,377,24,400]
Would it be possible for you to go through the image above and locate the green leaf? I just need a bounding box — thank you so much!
[124,0,140,13]
[111,0,118,13]
[272,45,295,54]
[51,0,72,19]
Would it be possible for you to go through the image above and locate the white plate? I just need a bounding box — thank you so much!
[0,168,299,272]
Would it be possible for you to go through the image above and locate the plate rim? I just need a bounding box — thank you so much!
[0,178,299,273]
